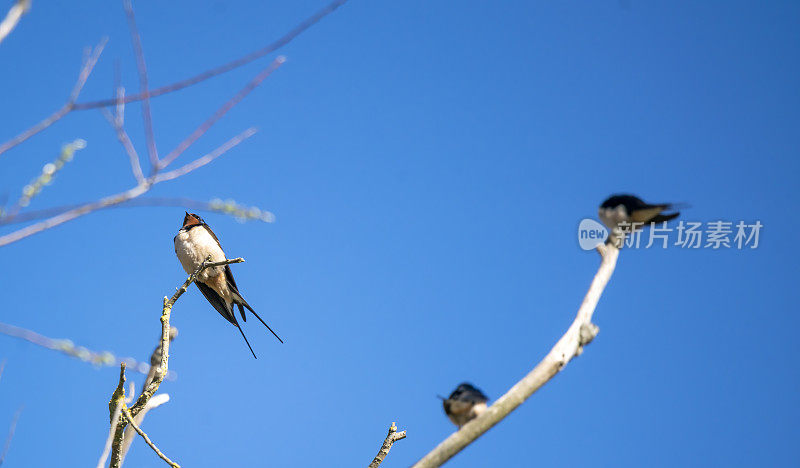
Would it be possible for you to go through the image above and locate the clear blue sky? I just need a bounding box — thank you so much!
[1,1,798,466]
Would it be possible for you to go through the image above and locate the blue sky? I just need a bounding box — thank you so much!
[1,1,798,466]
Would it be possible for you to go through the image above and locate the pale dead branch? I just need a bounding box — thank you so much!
[411,242,620,467]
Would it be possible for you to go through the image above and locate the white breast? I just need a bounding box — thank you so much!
[598,205,629,229]
[174,227,226,281]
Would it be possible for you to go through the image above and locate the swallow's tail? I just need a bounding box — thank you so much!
[233,319,258,359]
[230,291,284,344]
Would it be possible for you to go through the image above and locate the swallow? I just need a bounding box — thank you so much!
[598,194,680,231]
[173,212,282,358]
[439,383,489,428]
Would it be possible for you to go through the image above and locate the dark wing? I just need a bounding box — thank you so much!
[202,222,283,344]
[451,383,488,403]
[225,265,247,323]
[196,281,258,358]
[200,223,249,323]
[200,223,250,322]
[600,194,645,210]
[195,282,236,325]
[460,389,488,403]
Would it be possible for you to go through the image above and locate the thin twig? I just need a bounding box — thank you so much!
[0,121,257,248]
[119,393,170,465]
[123,0,159,169]
[0,183,148,248]
[1,36,279,246]
[0,197,274,226]
[0,406,22,467]
[0,0,346,157]
[98,404,123,468]
[70,38,108,103]
[0,321,170,377]
[0,0,30,45]
[73,0,347,111]
[411,244,620,468]
[368,422,407,468]
[154,128,257,182]
[0,37,106,156]
[156,56,283,170]
[98,365,126,468]
[102,86,145,184]
[121,407,179,468]
[119,329,178,463]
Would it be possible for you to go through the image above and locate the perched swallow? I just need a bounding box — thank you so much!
[439,383,489,428]
[173,212,282,358]
[598,194,680,231]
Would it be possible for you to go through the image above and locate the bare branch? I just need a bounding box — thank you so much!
[154,128,257,183]
[0,183,149,248]
[0,119,262,247]
[0,321,171,378]
[123,0,159,169]
[119,394,170,465]
[70,38,108,103]
[0,0,31,46]
[102,87,145,184]
[119,329,178,463]
[411,244,620,468]
[368,422,407,468]
[1,47,272,246]
[0,197,274,226]
[98,365,127,468]
[157,56,284,170]
[0,406,22,466]
[121,407,179,468]
[72,0,347,111]
[0,0,345,158]
[0,37,106,157]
